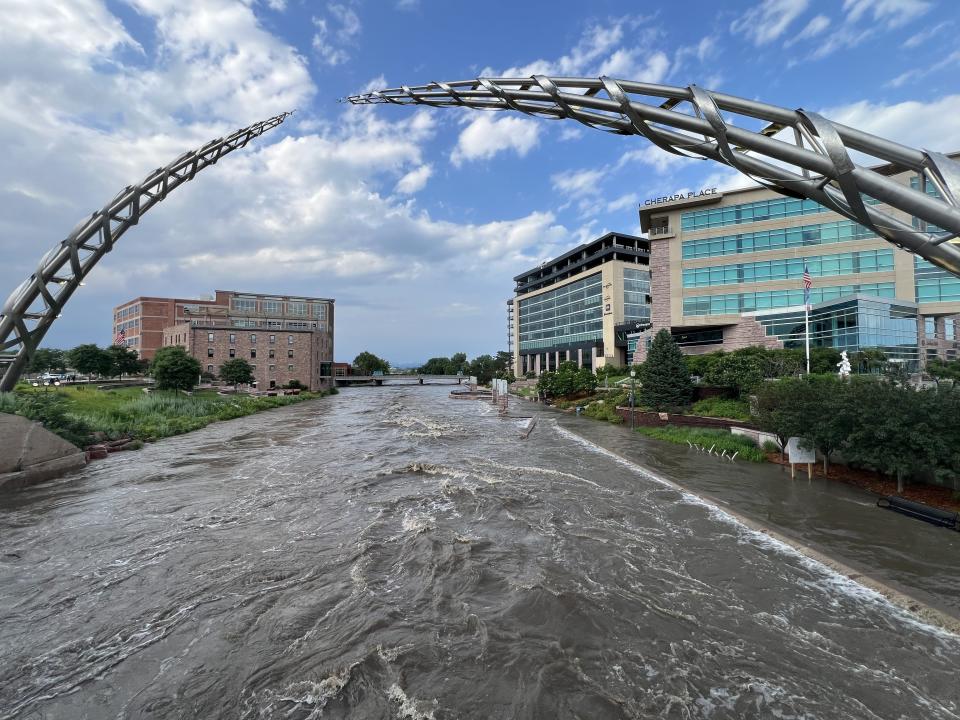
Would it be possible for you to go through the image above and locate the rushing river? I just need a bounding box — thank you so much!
[1,386,959,719]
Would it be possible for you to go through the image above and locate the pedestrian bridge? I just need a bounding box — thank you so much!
[335,374,466,386]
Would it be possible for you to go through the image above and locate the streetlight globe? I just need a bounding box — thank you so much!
[630,370,636,378]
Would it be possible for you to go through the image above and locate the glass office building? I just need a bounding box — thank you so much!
[636,161,960,368]
[512,232,650,376]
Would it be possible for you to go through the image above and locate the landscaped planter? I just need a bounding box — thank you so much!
[616,407,756,430]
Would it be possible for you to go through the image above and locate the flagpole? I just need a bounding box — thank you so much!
[804,304,810,375]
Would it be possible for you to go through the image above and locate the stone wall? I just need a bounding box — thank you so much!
[616,407,756,430]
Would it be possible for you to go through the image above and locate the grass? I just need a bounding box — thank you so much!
[1,385,329,447]
[635,425,767,462]
[690,396,752,422]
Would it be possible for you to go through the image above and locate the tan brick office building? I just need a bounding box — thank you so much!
[114,290,334,391]
[631,161,960,369]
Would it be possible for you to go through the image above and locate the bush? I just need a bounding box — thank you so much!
[537,361,598,399]
[583,401,623,424]
[690,397,751,421]
[12,392,94,447]
[285,379,306,390]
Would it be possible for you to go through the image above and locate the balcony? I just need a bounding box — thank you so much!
[649,226,675,239]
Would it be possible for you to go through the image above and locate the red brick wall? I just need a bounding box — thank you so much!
[616,407,756,430]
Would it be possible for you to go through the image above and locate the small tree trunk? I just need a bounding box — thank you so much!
[896,469,904,493]
[822,453,829,476]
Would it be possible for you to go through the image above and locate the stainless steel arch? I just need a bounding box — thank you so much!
[347,76,960,277]
[0,112,291,392]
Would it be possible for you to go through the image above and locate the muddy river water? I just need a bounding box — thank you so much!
[1,386,959,719]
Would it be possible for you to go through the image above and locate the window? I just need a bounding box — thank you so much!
[229,333,236,343]
[288,349,294,358]
[263,300,282,314]
[207,332,214,342]
[312,303,327,319]
[207,365,213,372]
[229,348,236,358]
[231,298,257,313]
[250,364,256,371]
[207,348,214,357]
[947,322,956,341]
[268,349,275,358]
[251,349,257,358]
[288,364,294,370]
[250,334,257,344]
[288,301,307,316]
[269,335,276,344]
[269,364,276,371]
[287,335,294,344]
[924,317,937,338]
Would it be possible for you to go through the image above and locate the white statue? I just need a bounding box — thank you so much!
[837,350,851,378]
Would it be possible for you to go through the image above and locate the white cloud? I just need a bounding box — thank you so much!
[843,0,930,28]
[312,2,362,66]
[616,145,699,174]
[450,114,540,166]
[559,126,584,142]
[902,19,950,48]
[672,35,718,77]
[822,95,960,154]
[396,0,419,9]
[266,0,286,10]
[785,14,831,46]
[551,168,606,199]
[395,164,433,194]
[730,0,809,46]
[597,49,670,82]
[606,193,639,212]
[0,0,580,361]
[887,50,960,88]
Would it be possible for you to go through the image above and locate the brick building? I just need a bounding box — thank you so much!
[114,290,334,391]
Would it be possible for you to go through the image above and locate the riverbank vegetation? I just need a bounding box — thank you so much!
[635,426,766,462]
[0,385,329,448]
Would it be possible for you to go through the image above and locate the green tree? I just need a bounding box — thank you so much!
[843,382,941,491]
[704,349,766,396]
[467,354,497,385]
[853,348,888,375]
[794,375,856,474]
[28,348,67,374]
[353,351,390,375]
[106,344,145,379]
[67,344,112,377]
[150,346,201,391]
[752,378,807,459]
[450,352,468,374]
[639,330,692,411]
[219,358,255,392]
[809,347,843,375]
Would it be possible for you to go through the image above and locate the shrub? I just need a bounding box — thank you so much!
[583,401,623,424]
[690,397,751,421]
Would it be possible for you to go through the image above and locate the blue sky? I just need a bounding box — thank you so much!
[1,0,958,365]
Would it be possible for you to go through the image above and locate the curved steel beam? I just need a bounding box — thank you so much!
[0,112,291,392]
[347,76,960,278]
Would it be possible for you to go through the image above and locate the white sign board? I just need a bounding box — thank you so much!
[786,437,815,464]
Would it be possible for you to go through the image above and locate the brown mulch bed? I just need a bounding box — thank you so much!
[765,453,960,514]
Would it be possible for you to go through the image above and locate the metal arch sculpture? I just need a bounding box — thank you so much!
[347,76,960,278]
[0,112,291,392]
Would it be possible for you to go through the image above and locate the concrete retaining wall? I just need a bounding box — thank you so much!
[0,413,87,491]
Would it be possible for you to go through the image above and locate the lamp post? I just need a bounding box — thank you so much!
[629,369,636,430]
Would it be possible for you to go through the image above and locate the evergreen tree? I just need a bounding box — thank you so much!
[639,330,692,410]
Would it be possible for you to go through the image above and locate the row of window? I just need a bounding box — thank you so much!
[681,220,877,259]
[223,319,324,330]
[230,298,327,319]
[206,363,297,373]
[115,318,140,332]
[923,316,958,340]
[207,347,296,359]
[915,258,960,303]
[206,332,297,345]
[681,249,895,288]
[114,304,140,322]
[680,197,829,232]
[682,282,896,316]
[623,268,652,323]
[518,274,604,347]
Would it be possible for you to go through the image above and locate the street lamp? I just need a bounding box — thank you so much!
[629,369,636,430]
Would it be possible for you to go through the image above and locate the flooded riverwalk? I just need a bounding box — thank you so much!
[1,386,959,719]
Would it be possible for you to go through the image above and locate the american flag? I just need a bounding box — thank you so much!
[114,328,126,346]
[802,265,812,307]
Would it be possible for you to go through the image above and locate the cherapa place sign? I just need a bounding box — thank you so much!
[643,188,718,206]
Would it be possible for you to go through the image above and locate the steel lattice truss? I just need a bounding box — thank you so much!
[348,76,960,276]
[0,112,291,392]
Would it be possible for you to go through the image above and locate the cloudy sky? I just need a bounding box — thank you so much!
[1,0,958,365]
